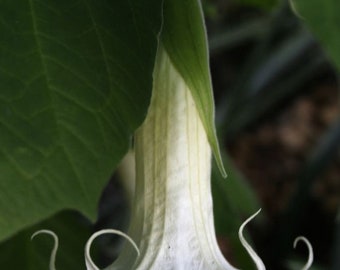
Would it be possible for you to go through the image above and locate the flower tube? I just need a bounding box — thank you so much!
[106,44,238,270]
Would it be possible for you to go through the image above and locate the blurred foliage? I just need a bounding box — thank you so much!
[207,0,339,269]
[237,0,279,10]
[291,0,340,70]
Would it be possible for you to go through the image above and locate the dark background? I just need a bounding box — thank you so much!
[205,0,339,269]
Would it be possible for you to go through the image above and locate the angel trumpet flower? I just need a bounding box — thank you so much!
[86,44,314,270]
[103,44,238,269]
[32,45,314,270]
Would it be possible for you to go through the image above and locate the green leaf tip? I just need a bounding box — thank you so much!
[161,0,226,177]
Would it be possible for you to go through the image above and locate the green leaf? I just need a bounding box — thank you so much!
[0,211,92,270]
[0,0,162,241]
[161,0,226,177]
[291,0,340,70]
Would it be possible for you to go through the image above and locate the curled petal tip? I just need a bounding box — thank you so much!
[238,209,261,236]
[31,230,58,270]
[238,209,266,270]
[85,229,140,270]
[31,229,58,241]
[293,236,313,270]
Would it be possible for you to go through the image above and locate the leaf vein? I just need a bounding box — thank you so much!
[60,121,99,158]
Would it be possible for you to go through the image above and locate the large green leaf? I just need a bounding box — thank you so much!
[161,0,226,177]
[0,0,162,241]
[291,0,340,70]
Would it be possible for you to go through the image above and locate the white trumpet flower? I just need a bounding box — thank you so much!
[32,45,314,270]
[102,44,238,269]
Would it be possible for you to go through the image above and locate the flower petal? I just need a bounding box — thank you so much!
[238,209,266,270]
[85,229,140,270]
[293,236,313,270]
[31,230,58,270]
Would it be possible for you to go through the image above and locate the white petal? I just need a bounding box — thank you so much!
[238,209,266,270]
[85,229,140,270]
[293,236,313,270]
[31,230,58,270]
